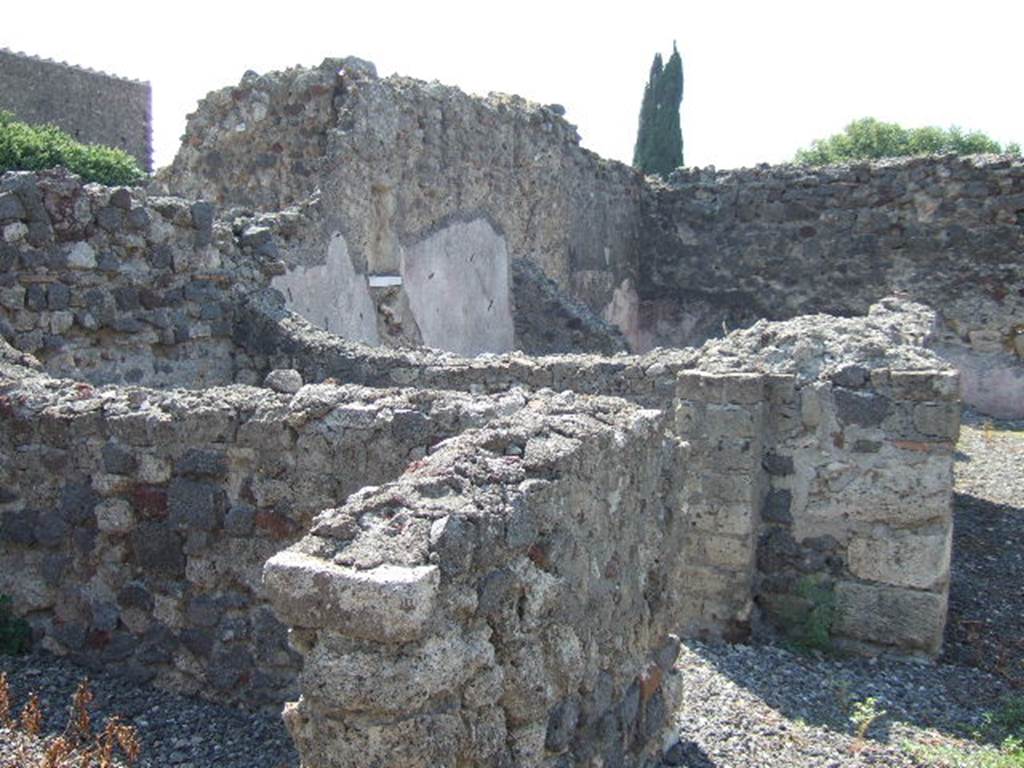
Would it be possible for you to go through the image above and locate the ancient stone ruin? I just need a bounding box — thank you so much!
[0,49,152,172]
[1,54,1019,767]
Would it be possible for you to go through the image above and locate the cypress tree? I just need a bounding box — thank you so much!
[632,54,663,173]
[632,43,684,177]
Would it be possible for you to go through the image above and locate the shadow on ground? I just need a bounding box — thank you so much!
[943,492,1024,690]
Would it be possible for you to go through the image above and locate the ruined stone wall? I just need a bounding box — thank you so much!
[0,49,152,171]
[264,398,687,768]
[758,366,958,656]
[680,300,958,657]
[157,61,1022,420]
[157,59,646,355]
[255,302,958,767]
[0,161,964,763]
[640,155,1024,417]
[0,170,288,388]
[0,344,529,706]
[234,287,692,408]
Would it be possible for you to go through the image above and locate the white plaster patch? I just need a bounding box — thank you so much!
[933,343,1024,419]
[272,233,379,345]
[402,218,515,356]
[603,278,641,351]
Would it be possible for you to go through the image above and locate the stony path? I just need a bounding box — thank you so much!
[2,411,1022,767]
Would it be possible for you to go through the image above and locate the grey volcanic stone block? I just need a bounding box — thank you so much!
[546,696,580,752]
[117,582,154,611]
[834,389,891,427]
[175,449,228,478]
[46,283,70,310]
[129,522,185,576]
[224,504,256,536]
[60,481,97,525]
[168,477,225,530]
[264,368,303,394]
[762,489,793,524]
[190,201,214,247]
[0,192,26,221]
[102,441,138,475]
[0,509,37,545]
[34,509,69,547]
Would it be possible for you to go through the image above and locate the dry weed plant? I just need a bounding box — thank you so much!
[0,674,141,768]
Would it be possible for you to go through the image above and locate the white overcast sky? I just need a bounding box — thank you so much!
[4,1,1021,171]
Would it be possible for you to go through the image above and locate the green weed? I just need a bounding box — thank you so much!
[850,696,887,739]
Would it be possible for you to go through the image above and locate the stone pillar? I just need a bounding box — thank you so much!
[757,366,959,656]
[674,371,767,640]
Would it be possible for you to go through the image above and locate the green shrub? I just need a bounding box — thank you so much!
[795,117,1021,165]
[0,594,30,655]
[0,110,145,186]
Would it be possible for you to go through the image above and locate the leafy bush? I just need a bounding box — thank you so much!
[0,111,145,186]
[795,117,1022,165]
[0,594,31,655]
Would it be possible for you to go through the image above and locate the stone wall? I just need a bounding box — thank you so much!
[686,300,958,656]
[157,59,646,356]
[264,396,687,768]
[758,366,957,656]
[0,49,152,171]
[0,341,531,706]
[0,164,963,765]
[156,60,1021,417]
[0,170,279,388]
[233,287,693,408]
[255,298,958,766]
[640,155,1024,417]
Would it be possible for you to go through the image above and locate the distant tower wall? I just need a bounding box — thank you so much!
[0,48,152,172]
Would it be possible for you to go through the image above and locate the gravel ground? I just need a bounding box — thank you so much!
[2,410,1021,767]
[943,412,1024,689]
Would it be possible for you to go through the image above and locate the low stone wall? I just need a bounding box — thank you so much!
[264,397,686,767]
[641,155,1024,417]
[0,170,277,388]
[233,287,694,408]
[0,169,962,763]
[0,345,529,706]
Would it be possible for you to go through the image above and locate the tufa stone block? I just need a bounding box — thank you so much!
[263,550,439,643]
